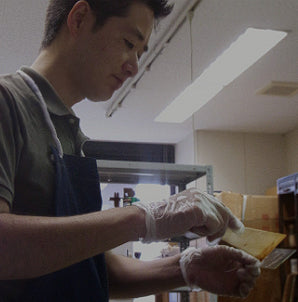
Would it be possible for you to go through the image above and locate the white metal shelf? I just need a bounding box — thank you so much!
[96,160,214,194]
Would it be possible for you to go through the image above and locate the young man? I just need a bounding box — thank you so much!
[0,1,260,300]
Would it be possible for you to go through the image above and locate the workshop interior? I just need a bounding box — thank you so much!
[1,0,297,301]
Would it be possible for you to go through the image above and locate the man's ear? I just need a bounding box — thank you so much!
[66,0,92,37]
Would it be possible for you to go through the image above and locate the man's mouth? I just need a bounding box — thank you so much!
[113,76,124,90]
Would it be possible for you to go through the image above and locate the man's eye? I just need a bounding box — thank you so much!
[124,39,134,49]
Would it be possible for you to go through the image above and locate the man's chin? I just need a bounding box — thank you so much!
[88,92,115,103]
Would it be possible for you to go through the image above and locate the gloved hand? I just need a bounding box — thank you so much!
[134,188,244,243]
[179,246,261,297]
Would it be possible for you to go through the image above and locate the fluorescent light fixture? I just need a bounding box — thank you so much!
[155,28,288,123]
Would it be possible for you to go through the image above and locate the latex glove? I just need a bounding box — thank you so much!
[179,246,261,297]
[134,188,243,243]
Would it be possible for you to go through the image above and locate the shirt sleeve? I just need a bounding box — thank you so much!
[78,127,90,156]
[0,85,22,208]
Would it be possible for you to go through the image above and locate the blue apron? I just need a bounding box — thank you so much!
[18,71,109,302]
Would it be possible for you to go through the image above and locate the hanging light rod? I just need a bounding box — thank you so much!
[105,0,202,118]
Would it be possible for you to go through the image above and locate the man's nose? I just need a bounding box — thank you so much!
[122,57,139,78]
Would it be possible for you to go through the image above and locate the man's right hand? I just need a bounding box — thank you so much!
[179,245,261,297]
[133,188,244,243]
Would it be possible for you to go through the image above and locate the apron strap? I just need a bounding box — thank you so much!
[17,70,64,158]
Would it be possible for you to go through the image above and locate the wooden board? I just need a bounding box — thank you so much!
[222,227,286,260]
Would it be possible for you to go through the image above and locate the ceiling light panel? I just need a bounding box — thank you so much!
[155,28,288,123]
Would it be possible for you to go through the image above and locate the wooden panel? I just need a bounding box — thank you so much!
[222,227,286,260]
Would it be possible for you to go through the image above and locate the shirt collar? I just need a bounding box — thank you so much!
[20,66,77,118]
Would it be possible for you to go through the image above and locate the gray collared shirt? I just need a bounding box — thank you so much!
[0,66,88,215]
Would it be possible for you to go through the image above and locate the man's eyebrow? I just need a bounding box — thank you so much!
[130,27,149,52]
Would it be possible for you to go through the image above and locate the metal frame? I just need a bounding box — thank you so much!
[97,160,213,195]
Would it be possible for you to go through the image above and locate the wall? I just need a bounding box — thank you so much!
[175,130,294,194]
[175,132,195,165]
[285,128,298,174]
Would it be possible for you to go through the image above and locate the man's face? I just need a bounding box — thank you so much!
[74,2,154,102]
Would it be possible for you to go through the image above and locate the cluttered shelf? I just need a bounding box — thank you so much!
[277,172,298,247]
[277,173,298,302]
[283,217,297,224]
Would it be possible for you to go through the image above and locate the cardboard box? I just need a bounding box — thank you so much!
[244,219,279,232]
[244,195,279,232]
[244,195,278,220]
[215,192,243,220]
[265,186,277,196]
[215,192,279,232]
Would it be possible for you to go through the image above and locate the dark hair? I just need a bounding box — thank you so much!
[41,0,173,49]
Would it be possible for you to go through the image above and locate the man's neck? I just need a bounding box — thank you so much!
[31,49,83,109]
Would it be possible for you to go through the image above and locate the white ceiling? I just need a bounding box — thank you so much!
[1,0,297,144]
